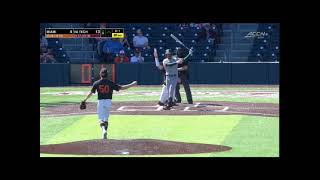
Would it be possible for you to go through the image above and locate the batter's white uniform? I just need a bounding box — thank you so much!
[159,84,169,103]
[155,55,175,104]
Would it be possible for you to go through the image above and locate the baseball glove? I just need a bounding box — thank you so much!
[80,101,86,110]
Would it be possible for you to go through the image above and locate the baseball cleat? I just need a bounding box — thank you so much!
[163,105,171,110]
[102,130,107,139]
[158,101,165,106]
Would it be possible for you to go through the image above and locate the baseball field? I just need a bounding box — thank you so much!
[40,85,279,157]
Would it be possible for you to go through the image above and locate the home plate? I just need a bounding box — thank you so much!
[183,107,197,111]
[156,106,164,111]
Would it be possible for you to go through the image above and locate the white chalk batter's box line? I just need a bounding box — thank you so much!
[116,103,230,112]
[117,106,159,111]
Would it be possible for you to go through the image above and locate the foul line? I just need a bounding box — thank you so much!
[216,106,229,112]
[117,106,126,111]
[226,110,277,116]
[183,106,197,112]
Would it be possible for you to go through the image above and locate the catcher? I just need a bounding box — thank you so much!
[81,68,137,139]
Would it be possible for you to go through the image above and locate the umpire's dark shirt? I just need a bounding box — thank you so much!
[178,60,189,77]
[91,78,121,100]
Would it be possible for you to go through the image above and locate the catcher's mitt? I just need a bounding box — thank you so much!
[80,101,86,110]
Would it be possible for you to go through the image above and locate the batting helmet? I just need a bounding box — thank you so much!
[165,49,173,55]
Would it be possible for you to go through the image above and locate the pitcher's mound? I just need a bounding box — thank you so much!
[40,139,232,155]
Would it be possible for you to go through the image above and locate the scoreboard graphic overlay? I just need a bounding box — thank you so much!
[45,28,124,38]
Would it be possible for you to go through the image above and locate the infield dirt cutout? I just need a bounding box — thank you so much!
[40,139,232,155]
[41,101,279,117]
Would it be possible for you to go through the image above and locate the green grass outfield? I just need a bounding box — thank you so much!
[40,115,279,157]
[40,85,279,157]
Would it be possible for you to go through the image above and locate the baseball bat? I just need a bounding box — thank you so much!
[170,34,191,50]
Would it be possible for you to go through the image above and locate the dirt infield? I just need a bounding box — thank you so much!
[40,139,232,155]
[41,101,279,117]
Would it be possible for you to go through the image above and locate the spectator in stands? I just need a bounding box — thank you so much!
[130,48,144,63]
[179,23,189,28]
[102,38,124,63]
[189,23,197,28]
[40,46,47,63]
[40,31,48,48]
[133,29,149,49]
[195,23,204,28]
[114,50,129,63]
[120,33,130,48]
[96,23,108,54]
[103,38,124,54]
[40,47,57,63]
[196,23,217,43]
[85,23,101,51]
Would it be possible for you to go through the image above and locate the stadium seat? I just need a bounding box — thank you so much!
[162,33,167,37]
[45,23,279,63]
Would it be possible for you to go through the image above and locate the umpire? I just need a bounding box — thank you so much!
[175,47,193,104]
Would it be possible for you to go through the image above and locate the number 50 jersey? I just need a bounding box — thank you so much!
[91,79,121,100]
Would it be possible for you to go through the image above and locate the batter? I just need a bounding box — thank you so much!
[161,48,192,110]
[154,48,173,106]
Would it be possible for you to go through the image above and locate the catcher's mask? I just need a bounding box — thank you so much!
[176,47,184,58]
[100,68,108,78]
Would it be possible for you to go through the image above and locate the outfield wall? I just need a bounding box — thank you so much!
[40,64,70,87]
[40,62,279,86]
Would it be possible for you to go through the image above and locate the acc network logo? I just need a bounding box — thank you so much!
[244,32,268,39]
